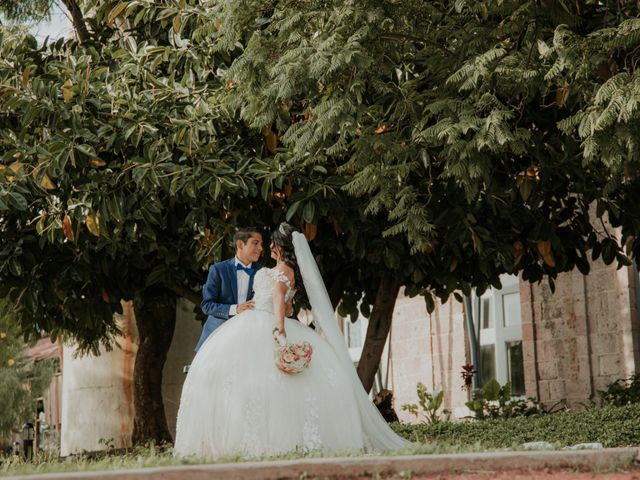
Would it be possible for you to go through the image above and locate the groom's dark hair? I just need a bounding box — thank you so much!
[234,227,261,249]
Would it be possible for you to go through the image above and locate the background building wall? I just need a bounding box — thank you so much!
[389,291,469,422]
[522,262,640,409]
[60,300,201,454]
[60,303,137,456]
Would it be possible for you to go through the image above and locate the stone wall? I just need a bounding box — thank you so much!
[389,291,469,422]
[522,262,640,409]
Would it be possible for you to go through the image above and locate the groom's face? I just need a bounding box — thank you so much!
[236,233,263,264]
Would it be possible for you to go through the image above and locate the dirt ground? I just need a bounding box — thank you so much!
[374,468,640,479]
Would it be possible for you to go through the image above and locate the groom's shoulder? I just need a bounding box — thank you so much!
[210,258,234,272]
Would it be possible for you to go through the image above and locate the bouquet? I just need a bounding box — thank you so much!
[273,328,313,374]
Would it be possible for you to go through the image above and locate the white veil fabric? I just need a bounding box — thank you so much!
[292,232,409,451]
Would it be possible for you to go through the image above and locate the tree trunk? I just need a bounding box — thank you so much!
[131,290,176,446]
[60,0,90,43]
[328,277,343,310]
[356,277,401,393]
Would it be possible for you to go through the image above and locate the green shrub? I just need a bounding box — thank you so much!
[400,383,449,424]
[392,403,640,448]
[599,374,640,406]
[465,379,544,420]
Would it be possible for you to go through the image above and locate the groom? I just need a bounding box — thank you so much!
[194,227,263,352]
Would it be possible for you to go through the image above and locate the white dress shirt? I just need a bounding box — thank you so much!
[229,257,252,316]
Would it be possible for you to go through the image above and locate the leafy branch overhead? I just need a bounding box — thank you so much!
[2,0,640,344]
[213,0,640,303]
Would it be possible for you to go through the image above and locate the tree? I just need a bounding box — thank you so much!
[0,0,53,24]
[208,0,640,390]
[4,0,640,445]
[0,299,55,438]
[0,1,269,445]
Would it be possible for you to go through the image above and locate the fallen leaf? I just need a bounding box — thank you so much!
[284,178,293,197]
[8,161,23,173]
[90,158,107,168]
[85,213,101,237]
[536,239,556,267]
[173,15,182,33]
[375,124,391,134]
[304,223,317,241]
[331,216,342,236]
[556,82,570,107]
[265,131,278,154]
[62,79,74,102]
[40,173,56,190]
[62,214,75,242]
[513,240,524,266]
[449,257,458,272]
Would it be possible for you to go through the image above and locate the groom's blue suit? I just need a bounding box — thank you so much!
[195,258,261,352]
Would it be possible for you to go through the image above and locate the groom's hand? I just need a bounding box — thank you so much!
[237,300,255,313]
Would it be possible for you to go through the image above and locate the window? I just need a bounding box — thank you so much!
[345,316,363,350]
[474,274,525,395]
[342,315,367,363]
[341,310,392,396]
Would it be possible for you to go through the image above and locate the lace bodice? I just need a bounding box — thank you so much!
[253,268,296,313]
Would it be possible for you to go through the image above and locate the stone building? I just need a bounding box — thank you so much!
[385,259,640,422]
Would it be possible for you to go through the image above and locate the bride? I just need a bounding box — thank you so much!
[174,223,408,458]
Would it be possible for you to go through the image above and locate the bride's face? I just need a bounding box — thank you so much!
[270,242,283,261]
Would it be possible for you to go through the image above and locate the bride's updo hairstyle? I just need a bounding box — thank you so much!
[271,222,309,307]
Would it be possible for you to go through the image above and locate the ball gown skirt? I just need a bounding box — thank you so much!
[173,309,367,458]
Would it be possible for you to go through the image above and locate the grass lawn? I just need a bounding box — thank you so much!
[3,403,640,476]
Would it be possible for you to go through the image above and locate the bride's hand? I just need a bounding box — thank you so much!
[273,327,287,346]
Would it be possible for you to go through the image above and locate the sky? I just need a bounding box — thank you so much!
[29,3,73,40]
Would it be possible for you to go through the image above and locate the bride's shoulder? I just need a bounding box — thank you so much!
[268,265,294,287]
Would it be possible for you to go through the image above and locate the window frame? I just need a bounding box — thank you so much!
[474,274,524,392]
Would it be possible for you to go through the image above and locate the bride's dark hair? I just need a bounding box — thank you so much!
[271,222,308,307]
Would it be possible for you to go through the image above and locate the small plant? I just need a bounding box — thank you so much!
[460,363,476,392]
[465,378,543,420]
[401,382,450,423]
[98,437,116,451]
[599,373,640,406]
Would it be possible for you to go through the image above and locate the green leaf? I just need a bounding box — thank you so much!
[7,192,28,211]
[285,200,302,221]
[424,294,435,314]
[302,201,315,223]
[482,378,501,401]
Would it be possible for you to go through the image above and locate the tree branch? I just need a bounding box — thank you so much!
[171,285,202,306]
[379,33,453,56]
[60,0,90,43]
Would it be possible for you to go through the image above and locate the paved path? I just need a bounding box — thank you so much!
[4,448,639,479]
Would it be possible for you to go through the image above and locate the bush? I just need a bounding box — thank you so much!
[391,403,640,448]
[599,374,640,406]
[465,379,544,420]
[400,383,449,423]
[0,300,56,438]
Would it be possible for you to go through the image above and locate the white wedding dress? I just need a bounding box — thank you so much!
[174,233,408,458]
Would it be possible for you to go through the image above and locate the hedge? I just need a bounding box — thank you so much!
[391,403,640,448]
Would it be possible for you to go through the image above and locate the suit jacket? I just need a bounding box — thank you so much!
[194,258,262,352]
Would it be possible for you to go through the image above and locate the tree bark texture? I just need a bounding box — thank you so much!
[356,277,401,393]
[60,0,90,43]
[131,290,176,446]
